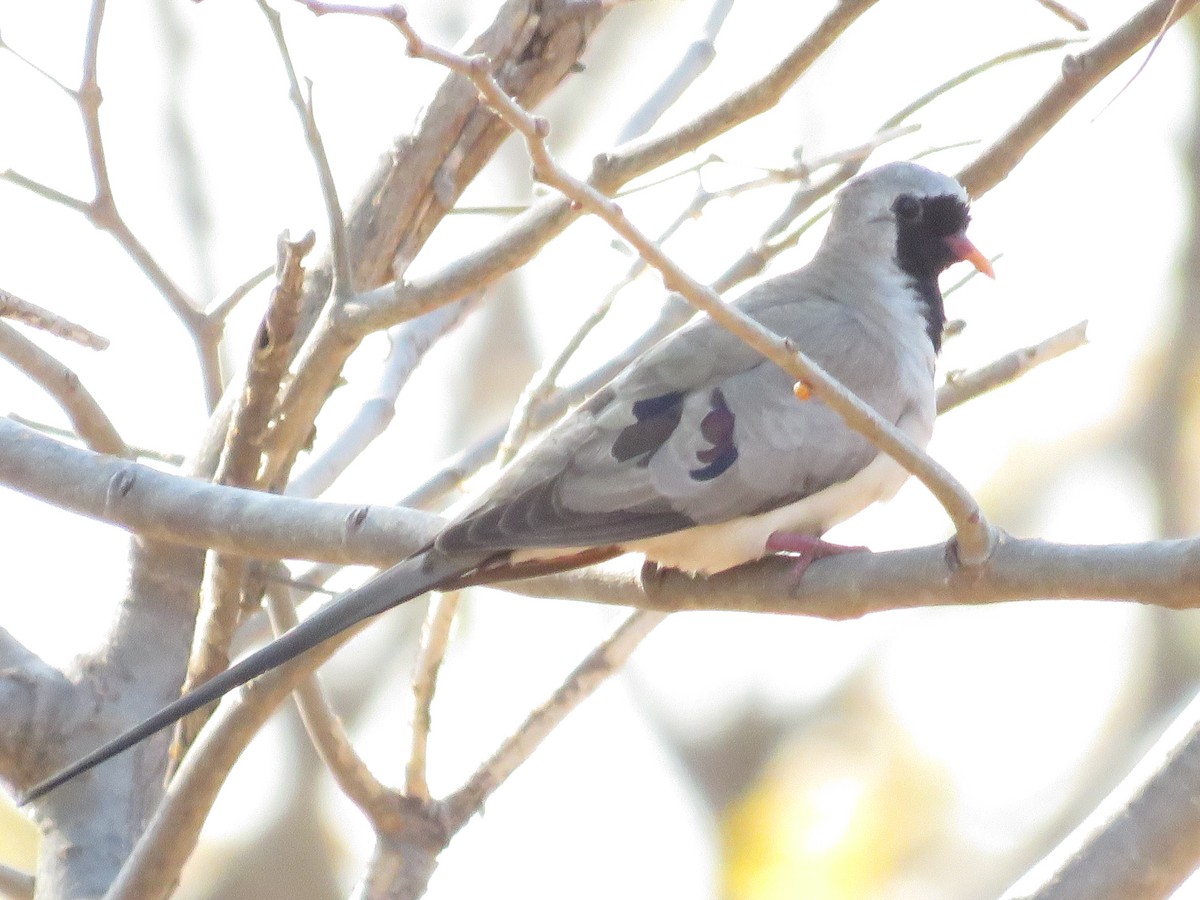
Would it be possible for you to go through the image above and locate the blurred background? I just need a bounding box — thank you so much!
[0,0,1197,897]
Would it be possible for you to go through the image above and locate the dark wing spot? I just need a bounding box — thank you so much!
[689,388,738,481]
[611,391,685,466]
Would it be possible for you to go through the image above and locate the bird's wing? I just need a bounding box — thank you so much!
[436,283,923,555]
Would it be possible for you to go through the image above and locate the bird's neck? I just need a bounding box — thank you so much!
[908,273,946,354]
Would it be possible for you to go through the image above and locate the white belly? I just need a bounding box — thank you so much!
[623,447,913,573]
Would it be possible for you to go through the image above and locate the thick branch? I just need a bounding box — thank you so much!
[1001,684,1200,900]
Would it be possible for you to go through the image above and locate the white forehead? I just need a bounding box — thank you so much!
[834,161,968,220]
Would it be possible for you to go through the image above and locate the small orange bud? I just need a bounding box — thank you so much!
[793,381,812,401]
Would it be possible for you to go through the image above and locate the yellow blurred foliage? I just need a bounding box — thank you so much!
[720,712,950,900]
[0,796,38,875]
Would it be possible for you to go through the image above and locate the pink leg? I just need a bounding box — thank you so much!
[765,531,868,578]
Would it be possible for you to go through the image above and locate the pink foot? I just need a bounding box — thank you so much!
[765,531,868,578]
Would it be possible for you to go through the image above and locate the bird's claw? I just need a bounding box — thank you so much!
[765,531,868,578]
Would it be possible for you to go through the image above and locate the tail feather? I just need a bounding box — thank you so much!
[21,549,477,804]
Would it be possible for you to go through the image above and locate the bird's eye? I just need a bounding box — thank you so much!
[892,194,922,222]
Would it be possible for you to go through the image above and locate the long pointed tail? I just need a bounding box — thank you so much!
[21,549,476,804]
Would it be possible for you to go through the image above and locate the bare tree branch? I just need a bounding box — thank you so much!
[937,321,1088,414]
[178,233,312,755]
[1031,0,1089,31]
[443,609,666,831]
[1001,685,1200,900]
[205,265,273,323]
[614,0,735,144]
[1,0,224,409]
[0,313,1073,569]
[0,321,128,456]
[958,0,1200,196]
[406,591,461,801]
[260,0,353,301]
[263,581,396,823]
[342,0,881,335]
[0,288,109,350]
[286,296,478,500]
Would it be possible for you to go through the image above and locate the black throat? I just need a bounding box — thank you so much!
[892,193,971,354]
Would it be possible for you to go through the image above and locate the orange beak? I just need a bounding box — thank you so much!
[945,233,995,279]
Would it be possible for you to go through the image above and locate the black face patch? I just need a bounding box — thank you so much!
[611,391,686,466]
[689,388,738,481]
[891,192,972,352]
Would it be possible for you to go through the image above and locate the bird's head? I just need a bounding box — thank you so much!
[823,161,993,282]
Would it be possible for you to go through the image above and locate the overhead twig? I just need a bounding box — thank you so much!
[1031,0,1089,31]
[340,0,881,335]
[205,265,274,322]
[1,0,222,408]
[958,0,1200,196]
[1089,0,1188,122]
[0,288,109,350]
[0,321,128,456]
[614,0,735,143]
[443,609,666,830]
[259,0,353,301]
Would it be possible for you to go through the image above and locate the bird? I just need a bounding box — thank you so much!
[22,161,992,803]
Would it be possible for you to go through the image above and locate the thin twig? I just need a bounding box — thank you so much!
[1090,0,1188,122]
[0,32,74,95]
[0,321,128,456]
[1031,0,1089,31]
[5,413,182,465]
[264,581,396,823]
[286,296,478,499]
[259,0,353,301]
[443,609,666,831]
[0,170,90,214]
[938,321,1088,414]
[0,288,109,350]
[205,265,274,322]
[406,591,461,801]
[3,0,222,408]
